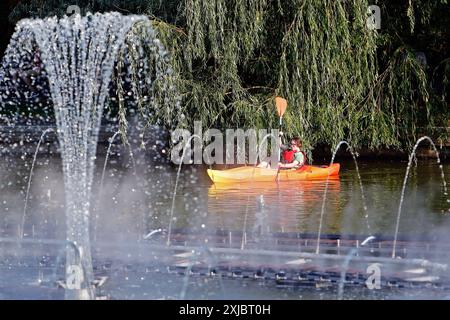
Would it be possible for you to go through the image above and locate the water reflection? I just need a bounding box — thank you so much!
[207,179,342,233]
[1,156,449,240]
[1,154,450,299]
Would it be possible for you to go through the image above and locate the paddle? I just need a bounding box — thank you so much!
[274,97,288,184]
[275,97,287,164]
[275,96,287,127]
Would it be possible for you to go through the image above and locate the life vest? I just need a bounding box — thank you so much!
[282,150,295,163]
[282,150,307,165]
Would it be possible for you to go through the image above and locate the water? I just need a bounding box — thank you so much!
[252,195,269,241]
[94,131,120,241]
[337,236,376,299]
[167,134,202,246]
[179,246,225,299]
[21,128,54,238]
[392,136,448,258]
[316,141,370,254]
[205,162,449,236]
[0,11,448,300]
[0,12,169,299]
[8,155,448,239]
[240,194,251,250]
[100,131,121,193]
[1,152,449,299]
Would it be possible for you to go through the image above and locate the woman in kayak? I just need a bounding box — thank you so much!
[258,136,307,169]
[278,136,307,169]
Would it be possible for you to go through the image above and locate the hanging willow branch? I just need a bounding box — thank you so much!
[136,0,447,151]
[150,0,272,136]
[5,0,450,153]
[277,0,378,149]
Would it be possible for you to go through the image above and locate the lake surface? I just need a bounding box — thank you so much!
[0,151,449,299]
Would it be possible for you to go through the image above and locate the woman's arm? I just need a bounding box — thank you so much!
[278,161,299,169]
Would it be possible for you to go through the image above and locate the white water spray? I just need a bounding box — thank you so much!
[1,12,169,299]
[21,127,54,238]
[316,141,371,254]
[392,136,448,258]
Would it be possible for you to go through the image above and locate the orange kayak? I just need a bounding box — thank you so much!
[207,164,340,183]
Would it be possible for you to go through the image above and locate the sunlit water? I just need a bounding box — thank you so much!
[0,151,449,299]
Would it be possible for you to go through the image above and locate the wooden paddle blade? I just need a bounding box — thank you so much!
[275,97,287,117]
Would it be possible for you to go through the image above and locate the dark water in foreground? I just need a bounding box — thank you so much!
[0,153,449,299]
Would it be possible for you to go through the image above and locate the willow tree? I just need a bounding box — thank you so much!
[5,0,450,152]
[155,0,272,130]
[151,0,449,151]
[276,0,378,149]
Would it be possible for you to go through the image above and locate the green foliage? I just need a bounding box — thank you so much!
[277,0,378,149]
[160,0,450,151]
[367,47,431,148]
[149,0,274,134]
[6,0,450,152]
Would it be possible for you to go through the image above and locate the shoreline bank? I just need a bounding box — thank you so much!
[1,125,448,161]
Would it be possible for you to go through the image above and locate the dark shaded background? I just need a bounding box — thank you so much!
[1,0,448,82]
[0,0,21,55]
[0,0,448,136]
